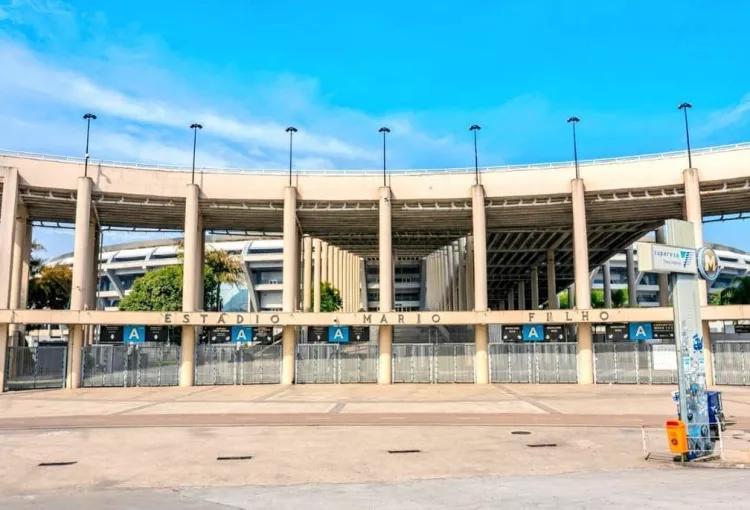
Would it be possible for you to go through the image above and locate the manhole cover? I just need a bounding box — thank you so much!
[511,431,531,435]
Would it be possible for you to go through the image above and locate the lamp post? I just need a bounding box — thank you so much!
[566,117,580,179]
[378,127,390,187]
[82,113,97,178]
[469,124,481,184]
[285,126,298,186]
[190,123,203,185]
[678,102,693,169]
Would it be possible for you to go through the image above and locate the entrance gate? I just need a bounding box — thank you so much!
[82,344,180,387]
[489,343,577,383]
[593,343,678,384]
[3,345,67,391]
[195,344,281,385]
[295,344,378,383]
[713,341,750,386]
[392,343,475,383]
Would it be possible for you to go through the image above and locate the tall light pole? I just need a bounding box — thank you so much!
[567,117,581,179]
[82,113,97,178]
[378,127,390,187]
[678,102,693,169]
[469,124,481,184]
[190,123,203,185]
[286,126,298,186]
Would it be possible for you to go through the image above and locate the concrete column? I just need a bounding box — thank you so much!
[359,257,368,311]
[466,236,475,310]
[281,187,298,384]
[546,249,558,309]
[313,238,322,313]
[321,241,329,283]
[603,262,613,308]
[530,266,540,309]
[327,244,334,284]
[518,281,526,310]
[656,227,670,306]
[684,168,713,385]
[302,235,312,312]
[18,223,33,337]
[508,288,515,310]
[197,221,205,310]
[179,184,201,387]
[626,247,637,307]
[9,204,27,346]
[378,187,393,384]
[67,177,94,390]
[345,251,352,311]
[683,168,707,304]
[472,185,489,383]
[448,242,457,310]
[571,178,593,385]
[457,239,467,311]
[568,285,575,309]
[0,168,19,393]
[442,247,452,310]
[84,223,100,345]
[332,247,340,289]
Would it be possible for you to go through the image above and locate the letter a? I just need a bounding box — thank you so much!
[128,328,140,341]
[636,326,646,338]
[334,328,344,340]
[528,327,540,339]
[236,329,248,342]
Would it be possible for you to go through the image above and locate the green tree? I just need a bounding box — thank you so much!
[591,289,605,308]
[320,281,343,312]
[28,265,72,309]
[718,276,750,305]
[611,288,629,308]
[204,248,244,311]
[558,291,569,309]
[118,265,219,311]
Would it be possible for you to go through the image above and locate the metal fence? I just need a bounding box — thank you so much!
[195,344,282,385]
[489,343,578,383]
[82,344,181,387]
[713,341,750,386]
[4,345,67,391]
[392,343,475,383]
[593,343,678,384]
[295,343,378,384]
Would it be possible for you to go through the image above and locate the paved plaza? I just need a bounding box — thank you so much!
[0,384,749,503]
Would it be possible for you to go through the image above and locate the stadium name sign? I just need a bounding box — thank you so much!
[159,309,625,327]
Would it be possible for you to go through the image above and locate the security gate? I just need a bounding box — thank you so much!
[713,341,750,386]
[82,344,180,387]
[295,344,378,383]
[392,343,475,383]
[489,343,577,383]
[593,343,677,384]
[4,345,67,391]
[195,344,281,385]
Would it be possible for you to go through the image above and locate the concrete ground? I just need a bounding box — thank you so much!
[3,469,750,509]
[1,384,749,506]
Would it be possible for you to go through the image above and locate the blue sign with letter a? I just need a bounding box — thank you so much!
[231,326,253,343]
[629,322,653,342]
[522,324,545,342]
[329,326,350,343]
[124,325,145,343]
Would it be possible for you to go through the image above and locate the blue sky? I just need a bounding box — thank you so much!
[1,0,749,256]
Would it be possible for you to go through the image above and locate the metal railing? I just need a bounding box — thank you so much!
[489,343,578,384]
[82,344,180,387]
[2,142,748,176]
[195,344,281,385]
[713,341,750,386]
[295,344,378,384]
[4,345,67,391]
[392,343,475,383]
[594,343,677,384]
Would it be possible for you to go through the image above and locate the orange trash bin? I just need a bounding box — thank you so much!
[665,419,688,454]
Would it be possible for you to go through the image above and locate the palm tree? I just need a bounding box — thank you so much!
[718,276,750,305]
[175,240,244,311]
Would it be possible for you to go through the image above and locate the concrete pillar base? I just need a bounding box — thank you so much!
[179,326,196,387]
[282,326,296,385]
[378,326,393,384]
[66,325,84,389]
[475,324,489,384]
[577,323,594,384]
